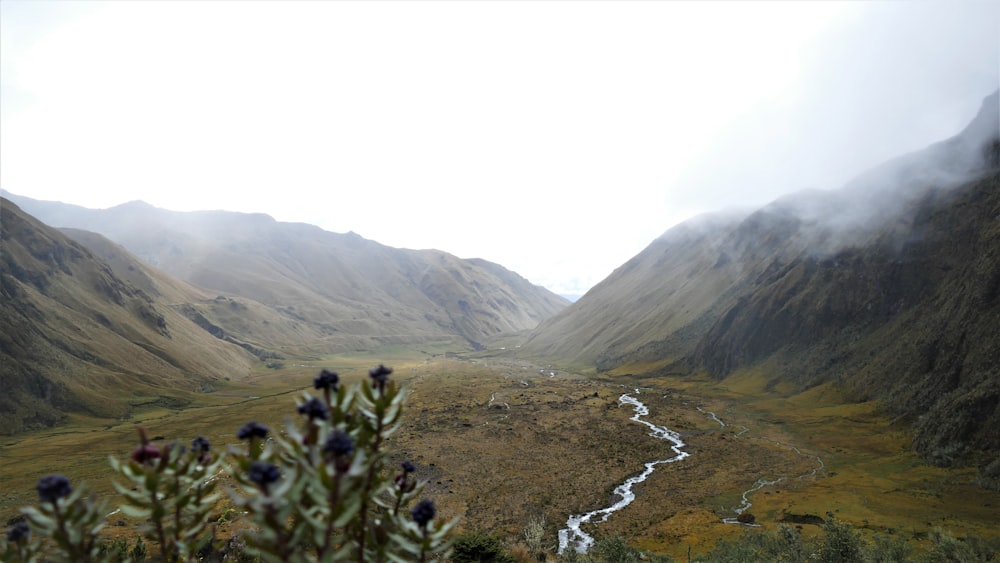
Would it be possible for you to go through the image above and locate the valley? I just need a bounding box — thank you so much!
[2,91,998,560]
[2,349,997,560]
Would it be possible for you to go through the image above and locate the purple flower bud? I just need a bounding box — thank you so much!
[247,461,281,487]
[402,460,416,474]
[313,369,339,391]
[323,431,354,457]
[297,397,329,421]
[191,436,210,452]
[369,364,392,392]
[36,475,72,504]
[369,364,392,381]
[237,422,269,441]
[131,443,162,465]
[411,499,436,527]
[6,521,30,543]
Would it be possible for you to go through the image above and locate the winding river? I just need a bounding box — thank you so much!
[557,391,690,555]
[556,391,826,553]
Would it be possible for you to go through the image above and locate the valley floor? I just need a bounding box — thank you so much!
[2,350,998,560]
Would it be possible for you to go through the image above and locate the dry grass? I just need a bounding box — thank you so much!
[2,351,998,560]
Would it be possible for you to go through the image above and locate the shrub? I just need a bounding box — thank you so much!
[866,532,909,563]
[589,536,642,562]
[696,527,803,563]
[1,365,455,562]
[521,513,547,560]
[816,519,863,563]
[918,529,1000,563]
[452,531,515,563]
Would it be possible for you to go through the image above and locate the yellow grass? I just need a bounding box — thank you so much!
[2,351,998,560]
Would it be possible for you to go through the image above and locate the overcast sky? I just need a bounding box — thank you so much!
[2,1,997,296]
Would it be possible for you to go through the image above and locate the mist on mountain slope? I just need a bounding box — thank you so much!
[522,89,999,367]
[740,90,999,260]
[665,3,998,226]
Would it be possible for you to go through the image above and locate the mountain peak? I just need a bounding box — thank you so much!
[955,89,999,153]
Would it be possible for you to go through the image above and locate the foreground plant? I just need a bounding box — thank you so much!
[5,474,107,562]
[109,430,224,562]
[1,365,454,562]
[227,365,454,562]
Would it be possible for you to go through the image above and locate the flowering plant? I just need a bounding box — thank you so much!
[2,366,454,562]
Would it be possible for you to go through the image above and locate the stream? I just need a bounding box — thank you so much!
[556,392,826,553]
[721,443,826,525]
[557,390,690,555]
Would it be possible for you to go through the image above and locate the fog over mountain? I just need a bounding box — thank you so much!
[1,1,995,296]
[667,2,999,221]
[521,91,1000,466]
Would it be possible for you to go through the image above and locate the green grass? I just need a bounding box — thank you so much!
[3,350,999,561]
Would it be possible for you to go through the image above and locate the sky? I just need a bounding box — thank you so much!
[2,1,998,297]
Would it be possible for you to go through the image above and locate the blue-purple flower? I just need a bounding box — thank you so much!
[36,475,72,504]
[297,397,329,421]
[313,369,339,392]
[191,436,210,453]
[411,499,436,527]
[369,364,392,393]
[237,422,269,441]
[247,461,281,488]
[5,521,30,543]
[324,431,354,457]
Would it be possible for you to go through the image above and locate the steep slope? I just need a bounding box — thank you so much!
[1,196,568,351]
[518,210,750,369]
[57,228,316,361]
[0,199,255,434]
[521,91,1000,465]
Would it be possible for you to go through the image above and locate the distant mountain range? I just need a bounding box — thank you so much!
[521,91,1000,467]
[0,196,567,433]
[1,193,568,350]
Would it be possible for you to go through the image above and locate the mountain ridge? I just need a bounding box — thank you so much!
[1,193,568,352]
[520,91,1000,468]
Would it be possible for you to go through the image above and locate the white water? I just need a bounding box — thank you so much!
[696,406,726,428]
[557,391,690,555]
[556,392,826,550]
[721,442,825,526]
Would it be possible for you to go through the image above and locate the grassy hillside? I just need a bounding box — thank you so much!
[693,172,1000,467]
[1,196,568,351]
[0,198,256,434]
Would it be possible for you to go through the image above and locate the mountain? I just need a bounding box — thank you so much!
[0,199,256,434]
[521,91,1000,466]
[0,196,568,353]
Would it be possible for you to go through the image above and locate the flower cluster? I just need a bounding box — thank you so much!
[7,473,105,561]
[223,365,452,562]
[35,474,72,504]
[237,421,269,441]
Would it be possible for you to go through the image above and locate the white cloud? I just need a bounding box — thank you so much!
[3,1,993,297]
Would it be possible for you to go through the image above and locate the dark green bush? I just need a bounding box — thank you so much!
[816,519,863,563]
[451,532,515,563]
